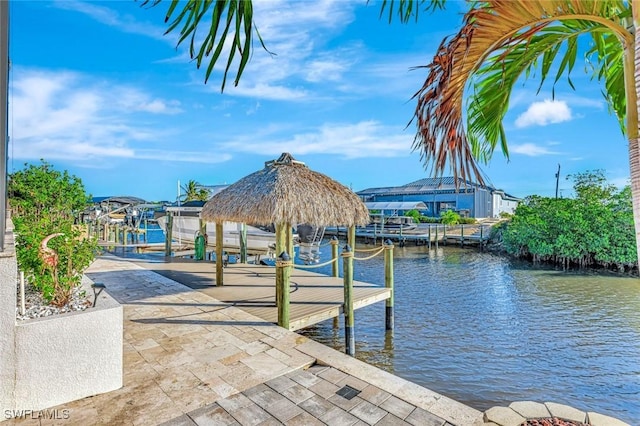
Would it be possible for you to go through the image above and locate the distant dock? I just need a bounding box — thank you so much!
[325,223,495,247]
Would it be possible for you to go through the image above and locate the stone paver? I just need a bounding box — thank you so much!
[588,411,632,426]
[483,401,632,426]
[545,402,588,423]
[508,401,550,419]
[483,406,526,426]
[8,256,483,426]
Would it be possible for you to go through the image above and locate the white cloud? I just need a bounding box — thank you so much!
[115,89,183,114]
[9,69,184,162]
[134,150,233,164]
[510,143,559,156]
[226,82,309,101]
[220,120,412,158]
[53,0,172,43]
[515,99,573,128]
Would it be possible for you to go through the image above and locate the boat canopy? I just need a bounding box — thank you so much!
[365,202,427,212]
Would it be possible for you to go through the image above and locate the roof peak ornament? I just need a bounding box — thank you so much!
[265,152,307,168]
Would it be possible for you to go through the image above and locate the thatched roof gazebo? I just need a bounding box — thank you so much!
[201,152,370,228]
[201,152,370,328]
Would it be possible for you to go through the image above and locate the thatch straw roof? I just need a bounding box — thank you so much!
[201,153,370,227]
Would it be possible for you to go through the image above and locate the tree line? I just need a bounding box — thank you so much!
[500,170,636,273]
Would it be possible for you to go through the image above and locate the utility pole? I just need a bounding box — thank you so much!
[555,164,561,199]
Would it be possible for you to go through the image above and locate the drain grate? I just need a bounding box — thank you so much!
[336,385,361,400]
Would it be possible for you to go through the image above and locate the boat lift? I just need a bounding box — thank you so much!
[296,224,325,264]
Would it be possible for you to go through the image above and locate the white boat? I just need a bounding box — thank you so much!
[156,207,278,255]
[157,201,326,262]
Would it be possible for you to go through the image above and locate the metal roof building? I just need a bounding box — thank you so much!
[357,177,519,219]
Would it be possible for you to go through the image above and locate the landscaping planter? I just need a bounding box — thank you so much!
[12,276,122,411]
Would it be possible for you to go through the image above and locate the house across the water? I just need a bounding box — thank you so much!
[357,177,519,219]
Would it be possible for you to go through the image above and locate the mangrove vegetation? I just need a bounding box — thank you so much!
[501,170,636,272]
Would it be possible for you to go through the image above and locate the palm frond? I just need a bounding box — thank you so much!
[413,0,630,185]
[467,19,625,163]
[141,0,271,92]
[378,0,447,23]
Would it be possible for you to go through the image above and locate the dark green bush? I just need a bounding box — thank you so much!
[502,170,636,270]
[9,161,99,306]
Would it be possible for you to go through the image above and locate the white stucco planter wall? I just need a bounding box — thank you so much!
[12,276,123,411]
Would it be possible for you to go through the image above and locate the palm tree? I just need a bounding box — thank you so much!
[145,0,640,264]
[181,180,209,202]
[394,1,640,263]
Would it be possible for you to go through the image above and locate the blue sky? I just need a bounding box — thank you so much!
[7,0,631,202]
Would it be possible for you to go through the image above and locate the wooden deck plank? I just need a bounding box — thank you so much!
[135,257,390,331]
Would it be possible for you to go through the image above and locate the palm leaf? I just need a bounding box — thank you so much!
[142,0,272,91]
[412,0,631,185]
[467,19,625,164]
[378,0,447,23]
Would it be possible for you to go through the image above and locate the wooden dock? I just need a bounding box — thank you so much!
[326,223,493,247]
[133,257,391,332]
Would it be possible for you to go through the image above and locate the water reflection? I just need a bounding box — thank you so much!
[298,244,640,424]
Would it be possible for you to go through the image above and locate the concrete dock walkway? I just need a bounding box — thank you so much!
[9,255,482,425]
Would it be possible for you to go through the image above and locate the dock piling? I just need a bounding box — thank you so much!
[331,236,339,278]
[215,222,224,286]
[384,239,394,331]
[342,244,355,356]
[239,223,248,263]
[164,212,173,257]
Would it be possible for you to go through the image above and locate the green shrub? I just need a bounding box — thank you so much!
[502,170,636,270]
[419,216,440,223]
[458,217,477,224]
[404,209,421,223]
[440,210,460,225]
[9,161,99,306]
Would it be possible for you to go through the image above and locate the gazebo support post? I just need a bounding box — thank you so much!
[164,212,173,257]
[384,239,394,331]
[199,218,206,238]
[215,222,223,286]
[331,236,339,278]
[276,251,292,329]
[287,224,295,261]
[347,225,355,251]
[342,244,355,356]
[275,223,289,313]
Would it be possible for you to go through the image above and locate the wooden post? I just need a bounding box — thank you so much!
[384,239,394,331]
[342,244,355,356]
[347,225,356,251]
[460,224,464,247]
[428,225,432,249]
[164,212,173,257]
[276,251,292,329]
[480,225,484,251]
[287,224,294,261]
[435,225,439,248]
[331,236,339,278]
[199,218,207,238]
[443,225,447,245]
[275,223,288,309]
[239,223,248,263]
[215,222,224,286]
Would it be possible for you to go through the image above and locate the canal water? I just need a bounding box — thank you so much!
[125,227,639,423]
[296,243,640,424]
